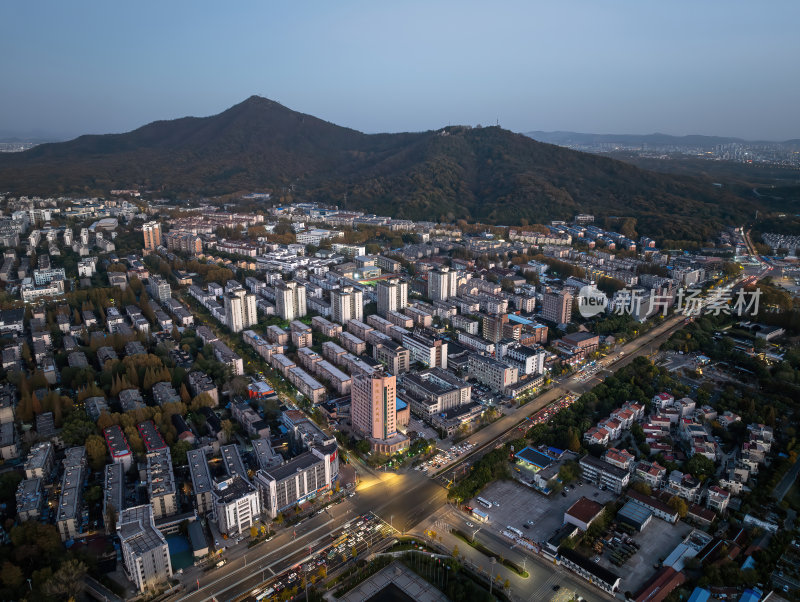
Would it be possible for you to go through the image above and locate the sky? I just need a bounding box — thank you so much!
[1,1,799,141]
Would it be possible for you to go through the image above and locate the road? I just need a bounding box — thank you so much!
[180,260,763,601]
[432,312,687,481]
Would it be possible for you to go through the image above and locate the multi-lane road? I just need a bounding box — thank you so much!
[179,258,765,601]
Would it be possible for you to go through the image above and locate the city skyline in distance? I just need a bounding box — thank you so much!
[1,1,799,141]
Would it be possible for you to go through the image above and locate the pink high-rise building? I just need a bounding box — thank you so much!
[351,371,409,455]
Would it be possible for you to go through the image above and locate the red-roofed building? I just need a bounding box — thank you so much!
[706,486,730,513]
[103,425,133,471]
[634,566,685,602]
[652,392,675,410]
[583,426,610,446]
[564,496,605,531]
[604,447,635,471]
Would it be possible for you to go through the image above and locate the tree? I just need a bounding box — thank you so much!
[667,495,688,519]
[85,434,108,471]
[686,454,715,481]
[630,481,652,496]
[0,561,23,589]
[42,559,87,600]
[170,440,193,466]
[355,439,370,454]
[84,485,103,506]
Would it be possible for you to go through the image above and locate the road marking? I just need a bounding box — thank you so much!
[187,519,334,600]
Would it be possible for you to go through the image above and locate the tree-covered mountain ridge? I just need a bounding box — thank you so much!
[0,96,763,241]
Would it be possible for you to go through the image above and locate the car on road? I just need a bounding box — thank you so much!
[466,521,474,527]
[493,501,500,507]
[561,491,567,497]
[553,584,561,591]
[523,524,529,529]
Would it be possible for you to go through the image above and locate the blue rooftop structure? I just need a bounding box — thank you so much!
[508,314,533,325]
[547,446,565,458]
[396,399,407,411]
[687,588,710,602]
[515,447,553,469]
[738,589,762,602]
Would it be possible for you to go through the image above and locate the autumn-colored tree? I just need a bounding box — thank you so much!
[97,412,115,430]
[180,383,191,404]
[85,435,108,471]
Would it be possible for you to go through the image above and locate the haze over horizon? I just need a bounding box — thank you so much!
[2,1,799,141]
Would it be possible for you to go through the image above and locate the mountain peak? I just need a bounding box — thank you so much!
[0,98,757,241]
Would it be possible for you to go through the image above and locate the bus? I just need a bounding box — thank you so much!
[332,533,348,548]
[506,526,523,538]
[255,588,275,601]
[476,497,492,509]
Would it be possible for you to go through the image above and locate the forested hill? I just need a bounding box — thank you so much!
[0,96,762,241]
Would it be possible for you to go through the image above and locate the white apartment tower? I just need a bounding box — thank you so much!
[224,288,257,333]
[275,281,307,321]
[428,267,458,301]
[331,286,363,325]
[377,278,408,317]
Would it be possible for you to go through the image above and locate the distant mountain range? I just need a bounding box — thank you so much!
[526,131,800,148]
[0,96,775,241]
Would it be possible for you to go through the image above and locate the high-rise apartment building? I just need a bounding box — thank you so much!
[377,278,408,317]
[142,221,162,252]
[118,505,173,593]
[330,286,363,325]
[428,267,458,301]
[224,288,257,333]
[350,372,408,454]
[542,289,573,325]
[275,281,307,321]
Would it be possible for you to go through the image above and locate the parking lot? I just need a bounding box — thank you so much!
[469,479,694,595]
[470,479,617,544]
[416,441,475,475]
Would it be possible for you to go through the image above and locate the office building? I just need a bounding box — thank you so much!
[372,340,410,375]
[579,454,630,494]
[542,289,573,325]
[224,288,257,333]
[330,286,363,324]
[254,444,338,519]
[398,367,471,418]
[275,281,307,321]
[377,278,408,317]
[402,331,448,369]
[118,505,173,593]
[142,221,162,252]
[351,371,409,455]
[467,354,518,393]
[212,475,261,536]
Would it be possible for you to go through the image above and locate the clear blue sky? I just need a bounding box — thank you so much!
[1,1,798,140]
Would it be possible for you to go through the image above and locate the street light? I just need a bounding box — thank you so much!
[488,557,497,595]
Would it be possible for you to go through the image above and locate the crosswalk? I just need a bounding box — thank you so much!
[528,571,563,601]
